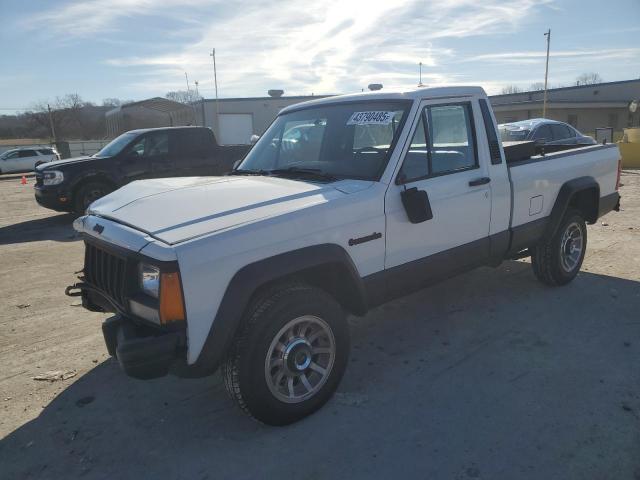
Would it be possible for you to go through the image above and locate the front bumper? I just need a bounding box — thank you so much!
[102,315,186,380]
[34,186,73,212]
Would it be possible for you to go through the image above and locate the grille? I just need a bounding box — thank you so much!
[84,242,129,309]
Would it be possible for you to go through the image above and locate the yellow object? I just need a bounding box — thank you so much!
[618,127,640,168]
[619,142,640,168]
[623,127,640,144]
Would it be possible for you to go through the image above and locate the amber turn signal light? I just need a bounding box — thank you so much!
[159,272,186,324]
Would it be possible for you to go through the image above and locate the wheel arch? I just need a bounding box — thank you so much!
[178,244,368,377]
[546,176,599,238]
[70,172,118,202]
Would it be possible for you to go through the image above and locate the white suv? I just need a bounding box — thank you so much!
[0,147,59,175]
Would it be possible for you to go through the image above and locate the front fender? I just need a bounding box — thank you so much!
[173,244,366,378]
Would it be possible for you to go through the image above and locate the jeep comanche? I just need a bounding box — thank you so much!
[68,87,621,425]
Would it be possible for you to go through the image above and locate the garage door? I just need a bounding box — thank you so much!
[218,114,254,145]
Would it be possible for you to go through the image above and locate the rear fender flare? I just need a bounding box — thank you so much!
[545,176,599,238]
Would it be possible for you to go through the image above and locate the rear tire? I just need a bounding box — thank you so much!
[222,283,349,426]
[531,208,587,286]
[74,181,112,214]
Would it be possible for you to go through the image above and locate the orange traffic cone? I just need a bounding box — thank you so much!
[21,175,27,185]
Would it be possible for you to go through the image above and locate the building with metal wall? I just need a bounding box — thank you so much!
[198,95,329,145]
[105,97,196,137]
[490,79,640,136]
[105,79,639,143]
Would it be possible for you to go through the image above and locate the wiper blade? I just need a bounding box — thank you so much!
[268,167,338,182]
[228,169,270,176]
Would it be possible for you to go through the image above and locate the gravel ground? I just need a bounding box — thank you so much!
[1,172,639,480]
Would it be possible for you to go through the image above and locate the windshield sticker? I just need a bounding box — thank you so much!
[347,111,394,126]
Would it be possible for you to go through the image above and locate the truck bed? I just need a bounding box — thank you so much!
[507,143,620,232]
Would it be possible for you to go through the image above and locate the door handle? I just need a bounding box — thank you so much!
[468,177,491,187]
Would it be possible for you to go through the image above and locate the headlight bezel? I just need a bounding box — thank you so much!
[42,170,64,186]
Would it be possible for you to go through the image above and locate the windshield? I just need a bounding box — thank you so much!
[94,132,137,157]
[237,100,411,181]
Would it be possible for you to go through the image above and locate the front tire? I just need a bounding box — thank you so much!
[531,208,587,286]
[74,181,112,214]
[222,283,349,425]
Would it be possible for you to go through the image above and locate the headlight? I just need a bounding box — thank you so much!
[139,263,160,298]
[43,170,64,186]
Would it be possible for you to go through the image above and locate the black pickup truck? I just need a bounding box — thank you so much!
[34,126,250,213]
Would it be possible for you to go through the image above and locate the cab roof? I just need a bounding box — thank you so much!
[279,86,488,114]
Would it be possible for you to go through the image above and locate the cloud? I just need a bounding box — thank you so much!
[24,0,556,97]
[97,0,552,96]
[24,0,220,37]
[466,48,640,64]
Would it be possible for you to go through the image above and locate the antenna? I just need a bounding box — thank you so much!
[418,62,425,87]
[543,29,551,118]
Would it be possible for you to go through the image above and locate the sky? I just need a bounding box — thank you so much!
[1,0,639,112]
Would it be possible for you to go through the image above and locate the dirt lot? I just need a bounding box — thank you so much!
[1,172,639,480]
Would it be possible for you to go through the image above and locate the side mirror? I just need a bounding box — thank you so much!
[250,134,260,145]
[401,187,433,224]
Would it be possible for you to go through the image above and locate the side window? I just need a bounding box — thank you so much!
[128,132,168,158]
[145,132,168,156]
[5,151,20,159]
[428,103,477,175]
[19,150,37,158]
[399,103,478,182]
[532,125,553,142]
[550,124,572,141]
[398,114,429,182]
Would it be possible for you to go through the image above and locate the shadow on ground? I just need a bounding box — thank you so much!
[2,262,639,480]
[0,214,77,245]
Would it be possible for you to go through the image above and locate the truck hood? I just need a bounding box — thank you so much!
[88,176,373,245]
[37,156,97,170]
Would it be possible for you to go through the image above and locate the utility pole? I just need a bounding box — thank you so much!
[418,62,424,87]
[47,104,57,144]
[543,29,551,118]
[210,48,220,136]
[185,72,198,126]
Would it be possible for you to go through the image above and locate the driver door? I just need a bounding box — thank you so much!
[383,99,492,295]
[116,134,155,182]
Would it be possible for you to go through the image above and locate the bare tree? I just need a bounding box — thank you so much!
[165,90,203,104]
[528,82,545,91]
[24,93,107,140]
[500,85,522,95]
[102,98,122,107]
[575,72,603,86]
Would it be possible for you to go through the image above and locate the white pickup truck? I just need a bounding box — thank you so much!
[68,86,621,425]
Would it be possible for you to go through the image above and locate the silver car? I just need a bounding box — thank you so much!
[499,119,597,146]
[0,147,60,175]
